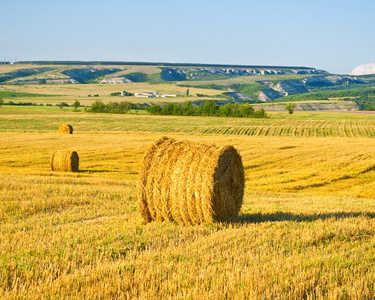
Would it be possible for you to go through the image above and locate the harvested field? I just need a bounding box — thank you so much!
[2,108,375,138]
[1,109,375,298]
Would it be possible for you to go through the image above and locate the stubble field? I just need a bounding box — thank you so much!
[1,108,375,299]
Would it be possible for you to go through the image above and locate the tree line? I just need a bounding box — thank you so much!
[88,100,268,118]
[147,100,267,118]
[89,100,145,113]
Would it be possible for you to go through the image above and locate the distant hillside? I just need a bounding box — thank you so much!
[0,67,52,84]
[2,61,375,108]
[182,75,373,103]
[3,62,326,86]
[256,75,366,100]
[61,67,122,84]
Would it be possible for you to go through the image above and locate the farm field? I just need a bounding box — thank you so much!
[0,82,222,106]
[0,63,231,106]
[2,108,375,137]
[1,109,375,298]
[0,64,55,74]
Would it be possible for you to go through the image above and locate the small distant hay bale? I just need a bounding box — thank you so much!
[51,150,79,172]
[137,137,245,224]
[59,124,73,134]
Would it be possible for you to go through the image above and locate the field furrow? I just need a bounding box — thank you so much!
[2,106,375,298]
[2,109,375,138]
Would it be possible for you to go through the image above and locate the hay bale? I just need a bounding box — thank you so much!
[138,137,245,224]
[59,124,73,134]
[51,150,79,172]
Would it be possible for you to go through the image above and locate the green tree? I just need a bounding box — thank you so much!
[0,98,4,106]
[202,100,219,116]
[107,101,118,113]
[161,103,176,115]
[233,103,240,117]
[90,100,107,113]
[194,103,204,116]
[219,103,232,117]
[73,100,80,111]
[147,104,162,114]
[117,101,132,113]
[285,103,297,114]
[239,103,254,117]
[57,102,69,110]
[184,101,195,115]
[186,89,190,97]
[253,107,268,118]
[122,90,134,96]
[172,104,184,115]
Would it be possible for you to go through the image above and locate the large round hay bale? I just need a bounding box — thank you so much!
[59,124,73,134]
[138,137,245,224]
[51,150,79,172]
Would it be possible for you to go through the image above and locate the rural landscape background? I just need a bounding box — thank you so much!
[1,60,375,298]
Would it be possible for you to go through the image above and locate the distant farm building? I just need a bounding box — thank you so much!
[135,92,159,98]
[161,94,181,98]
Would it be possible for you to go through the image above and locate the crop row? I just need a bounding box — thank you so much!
[193,120,375,137]
[2,109,375,138]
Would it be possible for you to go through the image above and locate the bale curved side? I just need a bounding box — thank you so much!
[137,137,170,223]
[51,150,79,172]
[50,151,56,171]
[59,124,73,134]
[210,145,245,221]
[137,137,244,224]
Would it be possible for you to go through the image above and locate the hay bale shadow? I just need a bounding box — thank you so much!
[234,211,375,224]
[77,170,117,174]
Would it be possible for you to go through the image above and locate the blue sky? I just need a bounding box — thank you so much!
[1,0,374,74]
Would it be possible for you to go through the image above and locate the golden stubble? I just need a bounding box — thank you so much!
[1,130,375,298]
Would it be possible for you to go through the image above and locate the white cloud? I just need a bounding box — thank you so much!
[351,63,375,75]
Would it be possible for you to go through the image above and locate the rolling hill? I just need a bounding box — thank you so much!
[1,61,375,110]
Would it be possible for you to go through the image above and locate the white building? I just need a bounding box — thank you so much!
[135,92,159,98]
[161,94,180,98]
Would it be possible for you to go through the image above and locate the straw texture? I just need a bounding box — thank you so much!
[59,124,73,134]
[138,137,245,224]
[51,150,79,172]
